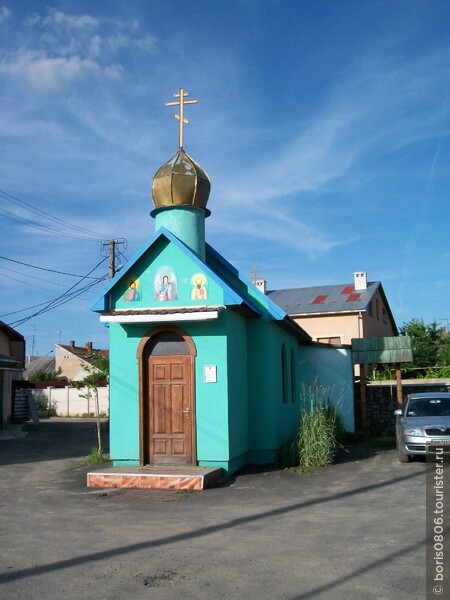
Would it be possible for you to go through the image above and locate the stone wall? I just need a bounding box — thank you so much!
[354,379,450,435]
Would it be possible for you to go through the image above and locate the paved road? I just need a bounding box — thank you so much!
[0,419,426,599]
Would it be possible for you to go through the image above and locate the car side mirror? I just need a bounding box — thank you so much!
[394,409,403,417]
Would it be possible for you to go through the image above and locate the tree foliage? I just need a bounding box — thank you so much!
[71,352,109,456]
[400,318,449,378]
[400,319,440,368]
[81,352,109,385]
[28,368,62,382]
[369,319,449,381]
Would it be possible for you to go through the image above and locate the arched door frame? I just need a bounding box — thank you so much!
[136,325,197,465]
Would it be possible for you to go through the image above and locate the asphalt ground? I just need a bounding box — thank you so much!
[0,418,426,600]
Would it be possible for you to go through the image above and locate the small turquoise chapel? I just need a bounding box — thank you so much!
[91,89,354,476]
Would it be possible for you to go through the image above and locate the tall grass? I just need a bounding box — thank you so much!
[279,383,345,470]
[298,383,344,467]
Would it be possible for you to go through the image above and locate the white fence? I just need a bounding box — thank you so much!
[30,386,109,417]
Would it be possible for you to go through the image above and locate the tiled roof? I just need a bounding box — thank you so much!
[268,282,380,315]
[57,345,109,365]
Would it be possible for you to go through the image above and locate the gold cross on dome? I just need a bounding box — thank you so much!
[165,88,198,149]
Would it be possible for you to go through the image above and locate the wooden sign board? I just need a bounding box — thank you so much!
[351,336,413,365]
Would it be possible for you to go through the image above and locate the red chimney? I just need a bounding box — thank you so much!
[69,340,75,348]
[85,342,93,351]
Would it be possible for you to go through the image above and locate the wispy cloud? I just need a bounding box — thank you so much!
[0,49,122,90]
[0,7,156,90]
[0,5,10,23]
[41,8,99,30]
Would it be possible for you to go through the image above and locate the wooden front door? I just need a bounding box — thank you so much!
[147,354,194,465]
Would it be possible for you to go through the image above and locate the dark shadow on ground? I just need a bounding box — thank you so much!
[218,442,404,487]
[0,419,109,465]
[0,467,425,592]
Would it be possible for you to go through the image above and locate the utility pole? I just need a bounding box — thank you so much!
[101,239,126,279]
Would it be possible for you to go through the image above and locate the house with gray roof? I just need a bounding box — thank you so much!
[267,272,397,347]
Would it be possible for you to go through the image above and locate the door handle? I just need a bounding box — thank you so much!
[182,408,191,418]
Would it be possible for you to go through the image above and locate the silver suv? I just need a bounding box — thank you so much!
[394,392,450,463]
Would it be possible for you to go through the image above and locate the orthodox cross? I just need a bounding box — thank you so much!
[165,88,198,149]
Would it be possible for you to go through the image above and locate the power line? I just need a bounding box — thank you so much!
[0,265,72,288]
[8,275,107,327]
[0,207,104,241]
[0,189,114,240]
[0,276,106,319]
[0,270,64,293]
[8,258,108,328]
[0,255,101,279]
[0,298,75,318]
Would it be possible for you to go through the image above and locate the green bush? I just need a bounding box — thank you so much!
[34,394,48,411]
[85,447,107,465]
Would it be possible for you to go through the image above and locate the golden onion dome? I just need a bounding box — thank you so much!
[151,148,211,210]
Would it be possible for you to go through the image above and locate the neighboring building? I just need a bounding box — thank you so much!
[23,355,56,381]
[55,341,108,382]
[0,321,25,428]
[267,271,398,347]
[90,100,355,475]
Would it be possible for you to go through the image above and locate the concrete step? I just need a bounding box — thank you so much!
[87,465,223,491]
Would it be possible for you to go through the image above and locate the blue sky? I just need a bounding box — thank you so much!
[0,0,449,354]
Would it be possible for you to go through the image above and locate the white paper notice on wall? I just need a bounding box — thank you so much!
[204,365,217,383]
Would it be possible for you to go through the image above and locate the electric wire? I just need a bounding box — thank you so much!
[0,265,73,288]
[8,275,107,327]
[0,189,114,240]
[0,255,101,279]
[0,207,104,241]
[0,271,63,293]
[0,273,107,318]
[8,257,108,328]
[4,278,106,320]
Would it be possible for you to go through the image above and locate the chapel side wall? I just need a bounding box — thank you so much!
[247,322,300,463]
[224,310,249,471]
[109,323,142,465]
[275,328,302,446]
[247,321,277,461]
[298,345,355,432]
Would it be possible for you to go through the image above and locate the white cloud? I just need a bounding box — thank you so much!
[43,9,99,30]
[0,48,122,90]
[107,33,131,54]
[135,34,157,52]
[0,5,11,23]
[0,7,157,91]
